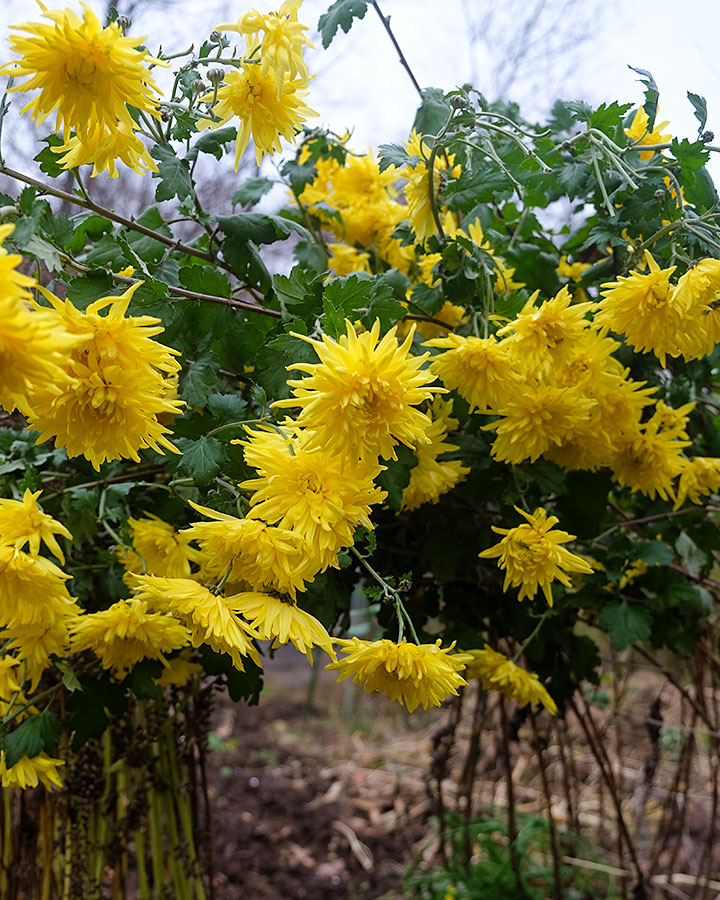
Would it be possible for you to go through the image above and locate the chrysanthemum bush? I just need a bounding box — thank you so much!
[2,0,720,895]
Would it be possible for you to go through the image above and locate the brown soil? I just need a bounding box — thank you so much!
[206,656,438,900]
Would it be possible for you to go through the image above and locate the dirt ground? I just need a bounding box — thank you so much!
[206,653,438,900]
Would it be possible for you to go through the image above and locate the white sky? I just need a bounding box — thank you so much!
[1,0,720,185]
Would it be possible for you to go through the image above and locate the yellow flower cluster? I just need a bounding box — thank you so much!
[479,507,592,607]
[27,282,183,470]
[0,490,77,692]
[464,645,557,714]
[202,0,317,167]
[1,4,161,178]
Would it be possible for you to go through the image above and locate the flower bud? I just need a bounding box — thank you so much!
[209,30,222,44]
[702,130,715,144]
[653,188,666,202]
[207,68,225,85]
[116,15,131,33]
[450,95,467,110]
[191,80,207,96]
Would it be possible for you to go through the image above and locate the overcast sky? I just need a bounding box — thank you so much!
[2,0,719,185]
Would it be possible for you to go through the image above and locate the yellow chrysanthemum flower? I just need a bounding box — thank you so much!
[0,658,26,718]
[0,488,71,563]
[327,243,372,277]
[672,258,720,360]
[0,546,77,629]
[611,421,688,501]
[232,592,335,663]
[275,319,441,461]
[464,645,557,714]
[401,131,460,245]
[155,649,202,687]
[130,575,262,672]
[479,507,593,607]
[217,0,312,98]
[0,226,79,415]
[326,638,471,712]
[556,256,591,282]
[496,287,594,376]
[53,119,157,178]
[595,252,698,367]
[425,333,517,413]
[625,107,671,160]
[28,282,183,470]
[1,621,69,692]
[487,381,596,465]
[238,425,385,570]
[200,63,317,168]
[0,751,64,790]
[69,598,190,677]
[1,2,162,140]
[674,457,720,510]
[119,514,202,581]
[401,399,470,511]
[183,502,311,598]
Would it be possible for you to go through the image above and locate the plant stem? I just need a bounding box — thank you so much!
[0,163,216,266]
[370,2,423,98]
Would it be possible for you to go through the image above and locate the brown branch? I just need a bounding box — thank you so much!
[0,164,216,266]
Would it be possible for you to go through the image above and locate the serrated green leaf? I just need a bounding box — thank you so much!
[232,177,275,207]
[55,661,82,693]
[33,134,66,177]
[207,392,247,423]
[413,87,452,137]
[5,710,61,767]
[22,235,63,272]
[217,212,312,247]
[675,531,707,577]
[687,91,708,135]
[629,65,659,131]
[321,274,372,338]
[177,436,227,485]
[376,444,417,511]
[317,0,368,48]
[186,126,237,162]
[151,144,193,202]
[599,601,652,651]
[125,206,173,264]
[181,351,219,407]
[635,540,675,566]
[179,264,231,298]
[378,142,418,173]
[273,266,324,319]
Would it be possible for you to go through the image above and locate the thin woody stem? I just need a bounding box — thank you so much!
[371,1,423,98]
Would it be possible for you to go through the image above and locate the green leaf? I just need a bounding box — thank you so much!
[378,142,418,173]
[232,177,275,207]
[127,660,162,700]
[675,531,707,578]
[151,144,193,203]
[181,351,219,407]
[635,540,675,566]
[273,266,324,319]
[563,100,593,124]
[33,134,65,178]
[322,274,372,338]
[317,0,368,48]
[376,444,417,511]
[179,264,232,298]
[413,87,451,137]
[177,436,226,485]
[589,101,633,135]
[5,710,61,767]
[62,487,99,545]
[360,282,405,331]
[125,206,173,264]
[628,65,659,131]
[207,392,247,423]
[599,601,652,651]
[687,91,708,135]
[68,676,127,749]
[65,271,116,311]
[23,235,63,272]
[217,212,312,247]
[55,661,82,693]
[186,126,237,162]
